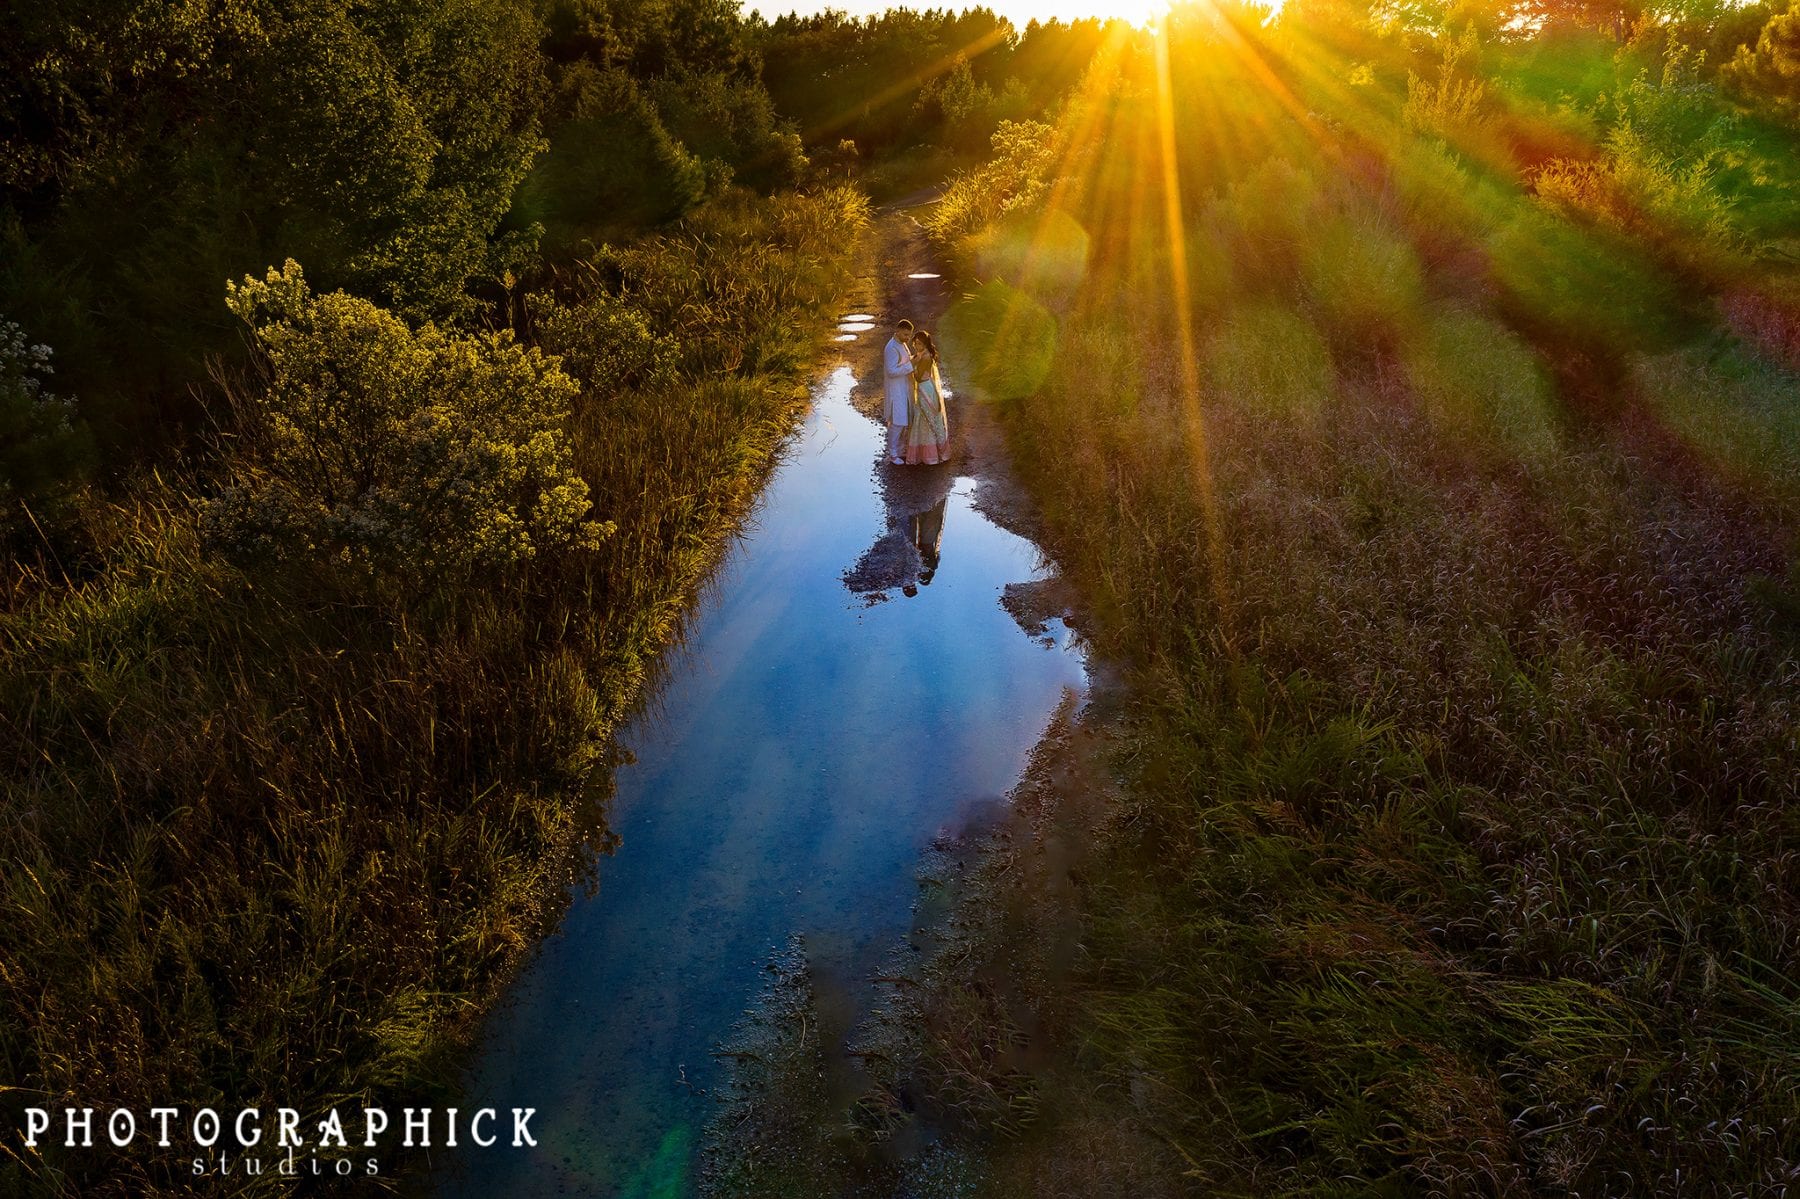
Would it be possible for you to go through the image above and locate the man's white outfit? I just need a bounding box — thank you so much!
[883,335,914,464]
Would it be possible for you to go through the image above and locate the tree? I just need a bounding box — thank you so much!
[1723,0,1800,123]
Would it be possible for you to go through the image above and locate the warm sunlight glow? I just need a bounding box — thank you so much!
[759,1,1170,28]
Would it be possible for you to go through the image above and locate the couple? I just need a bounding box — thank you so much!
[882,319,950,467]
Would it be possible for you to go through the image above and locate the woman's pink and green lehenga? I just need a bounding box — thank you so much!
[904,359,951,465]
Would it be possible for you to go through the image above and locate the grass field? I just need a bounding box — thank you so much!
[916,9,1800,1192]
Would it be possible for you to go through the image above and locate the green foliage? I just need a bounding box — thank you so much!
[1524,45,1752,266]
[1205,303,1335,421]
[922,6,1800,1194]
[0,1,258,196]
[541,0,755,78]
[1487,204,1695,350]
[0,319,92,523]
[755,8,1018,153]
[914,58,1035,155]
[1210,158,1326,295]
[530,288,679,395]
[1404,307,1561,457]
[1723,0,1800,123]
[939,280,1058,403]
[582,185,871,377]
[513,64,707,253]
[1300,209,1428,345]
[1403,22,1493,138]
[651,69,807,190]
[0,185,867,1197]
[927,120,1061,248]
[207,262,607,590]
[1,0,549,460]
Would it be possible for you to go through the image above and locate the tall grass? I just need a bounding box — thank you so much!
[998,280,1800,1194]
[926,11,1800,1192]
[0,185,870,1196]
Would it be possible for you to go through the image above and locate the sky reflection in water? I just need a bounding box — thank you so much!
[440,365,1085,1197]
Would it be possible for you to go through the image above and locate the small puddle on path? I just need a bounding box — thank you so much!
[438,362,1084,1198]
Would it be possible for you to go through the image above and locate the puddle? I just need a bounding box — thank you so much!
[437,365,1085,1197]
[907,273,942,280]
[840,313,877,321]
[834,333,859,342]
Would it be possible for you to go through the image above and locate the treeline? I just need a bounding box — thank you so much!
[753,8,1125,187]
[912,0,1800,1193]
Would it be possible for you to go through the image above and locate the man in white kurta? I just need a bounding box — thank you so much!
[883,320,915,466]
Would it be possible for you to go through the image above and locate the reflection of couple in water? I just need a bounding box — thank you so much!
[842,488,948,603]
[882,318,950,467]
[904,496,945,597]
[841,318,953,602]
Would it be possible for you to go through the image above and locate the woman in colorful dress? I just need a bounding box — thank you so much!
[903,330,950,466]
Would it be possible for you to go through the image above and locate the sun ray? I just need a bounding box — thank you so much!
[794,24,1018,145]
[1152,12,1236,646]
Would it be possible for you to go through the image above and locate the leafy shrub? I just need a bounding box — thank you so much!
[1403,22,1493,139]
[529,290,679,396]
[1530,50,1748,269]
[0,319,91,520]
[512,65,707,253]
[927,120,1061,247]
[650,69,808,190]
[205,262,607,589]
[1486,205,1694,350]
[1210,157,1325,295]
[1723,0,1800,125]
[914,57,1028,154]
[588,185,870,376]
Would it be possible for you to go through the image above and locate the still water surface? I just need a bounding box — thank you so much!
[439,363,1084,1196]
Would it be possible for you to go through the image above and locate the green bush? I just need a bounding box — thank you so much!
[512,65,707,254]
[650,69,808,190]
[939,280,1059,402]
[0,319,92,523]
[206,262,607,589]
[530,289,679,395]
[927,120,1061,247]
[1723,0,1800,125]
[1211,157,1324,295]
[588,185,871,376]
[1486,204,1696,351]
[0,183,868,1196]
[1300,209,1428,346]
